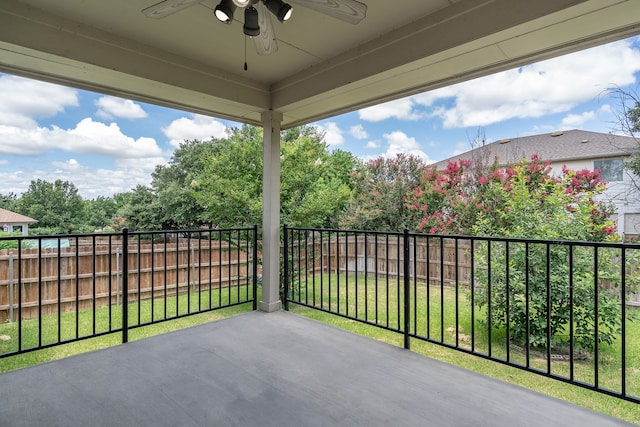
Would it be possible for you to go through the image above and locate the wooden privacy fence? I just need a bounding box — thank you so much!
[288,233,473,287]
[0,237,251,323]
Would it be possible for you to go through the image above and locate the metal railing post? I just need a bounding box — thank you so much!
[252,224,258,310]
[116,247,120,307]
[9,251,14,323]
[403,228,411,350]
[122,228,129,344]
[191,243,196,293]
[283,224,289,311]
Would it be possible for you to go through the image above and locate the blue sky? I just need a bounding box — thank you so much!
[2,36,640,199]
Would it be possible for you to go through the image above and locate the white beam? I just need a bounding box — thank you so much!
[273,0,640,127]
[260,110,283,312]
[0,1,270,122]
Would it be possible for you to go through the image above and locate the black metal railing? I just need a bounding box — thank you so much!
[0,226,258,358]
[283,225,640,404]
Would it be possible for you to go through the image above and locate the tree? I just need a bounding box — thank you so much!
[192,125,356,229]
[606,86,640,190]
[280,135,356,228]
[469,157,617,240]
[407,155,623,351]
[115,185,164,232]
[341,153,425,231]
[607,85,640,138]
[151,138,224,229]
[192,125,264,228]
[406,158,490,234]
[17,179,86,234]
[469,157,619,351]
[0,193,18,211]
[83,196,119,231]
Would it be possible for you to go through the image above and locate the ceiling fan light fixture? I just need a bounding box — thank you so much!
[214,0,236,23]
[263,0,292,23]
[243,6,260,36]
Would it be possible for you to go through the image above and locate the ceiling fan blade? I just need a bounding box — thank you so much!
[253,2,278,56]
[142,0,204,19]
[289,0,366,25]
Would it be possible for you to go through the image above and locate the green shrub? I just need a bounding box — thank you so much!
[0,231,21,250]
[470,158,623,351]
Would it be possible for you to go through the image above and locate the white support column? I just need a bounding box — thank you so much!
[260,110,283,312]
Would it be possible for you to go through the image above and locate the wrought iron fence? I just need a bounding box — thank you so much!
[0,226,258,358]
[283,225,640,404]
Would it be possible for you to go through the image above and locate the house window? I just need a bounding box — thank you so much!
[624,213,640,237]
[594,159,624,182]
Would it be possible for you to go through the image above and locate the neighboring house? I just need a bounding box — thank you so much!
[0,208,38,236]
[434,130,640,239]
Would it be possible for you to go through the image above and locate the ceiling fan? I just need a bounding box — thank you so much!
[142,0,367,56]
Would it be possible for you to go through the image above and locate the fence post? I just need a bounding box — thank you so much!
[122,228,129,344]
[403,229,411,350]
[9,251,14,323]
[283,224,289,311]
[253,224,258,311]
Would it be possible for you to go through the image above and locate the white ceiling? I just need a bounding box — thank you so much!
[1,0,639,128]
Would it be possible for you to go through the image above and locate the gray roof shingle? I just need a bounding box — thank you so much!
[434,129,639,169]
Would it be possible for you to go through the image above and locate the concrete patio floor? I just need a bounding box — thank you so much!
[0,311,634,426]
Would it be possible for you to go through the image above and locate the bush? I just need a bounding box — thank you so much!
[473,242,624,351]
[0,231,21,250]
[470,157,622,351]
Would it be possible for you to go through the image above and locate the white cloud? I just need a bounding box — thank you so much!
[163,114,228,147]
[1,158,159,199]
[314,122,344,147]
[349,124,368,139]
[531,123,557,134]
[0,74,161,160]
[424,38,640,129]
[450,141,473,157]
[0,118,162,159]
[115,156,167,169]
[95,96,147,120]
[0,170,30,197]
[558,104,613,131]
[366,140,380,149]
[64,118,161,158]
[0,124,51,155]
[380,131,432,162]
[358,98,422,122]
[0,75,78,127]
[412,86,457,107]
[52,158,82,171]
[599,104,612,114]
[0,77,212,198]
[560,111,596,128]
[78,167,153,198]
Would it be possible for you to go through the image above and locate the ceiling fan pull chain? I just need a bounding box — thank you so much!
[244,36,248,71]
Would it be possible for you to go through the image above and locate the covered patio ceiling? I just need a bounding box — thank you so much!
[2,0,640,313]
[1,0,640,129]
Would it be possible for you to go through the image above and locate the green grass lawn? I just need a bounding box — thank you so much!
[0,286,255,373]
[288,274,640,424]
